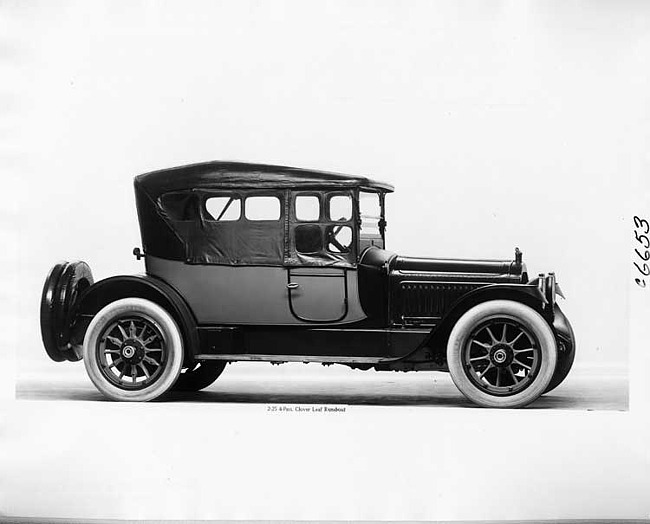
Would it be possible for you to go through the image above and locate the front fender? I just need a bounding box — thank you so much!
[551,303,576,363]
[405,281,572,365]
[70,274,199,363]
[552,303,574,342]
[401,284,549,364]
[434,283,547,336]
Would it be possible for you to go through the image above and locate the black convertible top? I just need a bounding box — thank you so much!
[134,161,392,265]
[134,161,394,198]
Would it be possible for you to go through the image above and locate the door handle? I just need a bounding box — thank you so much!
[287,282,300,290]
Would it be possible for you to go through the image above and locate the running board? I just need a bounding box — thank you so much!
[194,354,398,364]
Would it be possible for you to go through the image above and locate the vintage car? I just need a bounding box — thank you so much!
[40,161,575,407]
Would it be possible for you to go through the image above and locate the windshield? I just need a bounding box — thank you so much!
[359,191,382,233]
[359,191,386,250]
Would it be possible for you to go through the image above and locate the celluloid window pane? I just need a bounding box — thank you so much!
[246,196,281,221]
[295,224,323,254]
[327,225,352,253]
[329,195,352,221]
[295,195,320,221]
[205,196,241,221]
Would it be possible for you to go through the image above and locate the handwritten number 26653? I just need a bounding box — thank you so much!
[634,216,650,287]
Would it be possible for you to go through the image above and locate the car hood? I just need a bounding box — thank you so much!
[392,252,526,282]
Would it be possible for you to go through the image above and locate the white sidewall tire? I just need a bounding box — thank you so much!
[83,298,183,402]
[447,300,557,408]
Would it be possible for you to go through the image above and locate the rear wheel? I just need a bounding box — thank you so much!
[172,361,226,392]
[447,300,557,408]
[83,298,183,401]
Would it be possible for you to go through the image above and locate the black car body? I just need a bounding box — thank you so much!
[41,161,575,407]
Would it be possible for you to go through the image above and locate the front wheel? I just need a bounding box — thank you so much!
[83,298,183,401]
[447,300,557,408]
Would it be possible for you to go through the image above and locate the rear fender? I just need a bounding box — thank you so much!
[71,275,199,364]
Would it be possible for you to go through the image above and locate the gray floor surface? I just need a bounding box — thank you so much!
[15,361,628,411]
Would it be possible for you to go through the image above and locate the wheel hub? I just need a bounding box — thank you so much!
[98,316,167,391]
[490,343,514,367]
[120,339,145,364]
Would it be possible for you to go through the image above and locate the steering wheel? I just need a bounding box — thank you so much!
[327,218,350,253]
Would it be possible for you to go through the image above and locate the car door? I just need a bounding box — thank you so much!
[287,266,349,322]
[286,191,357,323]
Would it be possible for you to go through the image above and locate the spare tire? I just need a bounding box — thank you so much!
[40,260,94,362]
